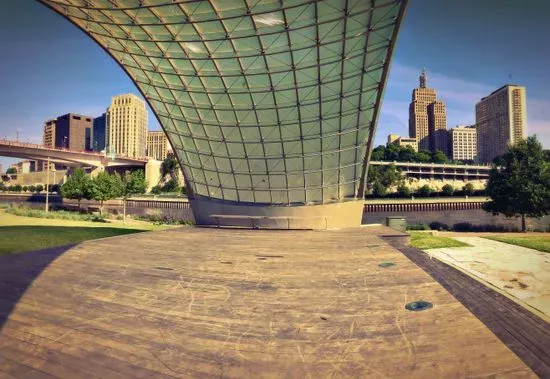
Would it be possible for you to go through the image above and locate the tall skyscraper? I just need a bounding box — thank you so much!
[92,113,106,152]
[146,130,172,160]
[428,101,448,154]
[476,85,527,163]
[449,125,477,161]
[106,94,147,158]
[409,70,448,154]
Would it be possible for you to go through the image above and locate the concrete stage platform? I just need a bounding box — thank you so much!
[0,226,536,378]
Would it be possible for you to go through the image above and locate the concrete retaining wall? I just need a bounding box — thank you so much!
[363,209,550,232]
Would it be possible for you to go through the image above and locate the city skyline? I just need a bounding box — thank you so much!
[1,0,549,170]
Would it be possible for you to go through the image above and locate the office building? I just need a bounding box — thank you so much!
[43,119,56,148]
[449,126,477,161]
[54,113,93,150]
[476,85,527,163]
[147,130,172,160]
[92,113,106,152]
[387,134,418,151]
[409,70,447,153]
[106,94,147,158]
[428,101,448,155]
[12,160,37,174]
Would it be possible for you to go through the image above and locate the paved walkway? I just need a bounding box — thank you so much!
[425,237,550,321]
[0,227,535,378]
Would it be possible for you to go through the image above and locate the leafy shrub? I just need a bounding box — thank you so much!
[397,185,411,198]
[407,223,430,230]
[14,184,22,192]
[429,221,450,231]
[5,205,106,222]
[22,186,28,192]
[161,178,180,192]
[150,185,162,195]
[135,213,193,225]
[372,182,387,197]
[417,184,433,197]
[441,184,454,196]
[462,183,474,196]
[35,184,44,193]
[453,222,510,232]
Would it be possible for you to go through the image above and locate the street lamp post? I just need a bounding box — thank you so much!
[45,157,50,213]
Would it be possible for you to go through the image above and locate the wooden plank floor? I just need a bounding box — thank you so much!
[0,227,535,378]
[395,243,550,378]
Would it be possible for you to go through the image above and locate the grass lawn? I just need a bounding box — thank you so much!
[410,232,471,250]
[0,209,176,255]
[484,236,550,253]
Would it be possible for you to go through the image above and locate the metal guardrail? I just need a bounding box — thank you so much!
[363,201,484,213]
[126,199,191,209]
[1,192,485,213]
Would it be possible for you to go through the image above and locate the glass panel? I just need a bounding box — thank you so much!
[50,0,404,203]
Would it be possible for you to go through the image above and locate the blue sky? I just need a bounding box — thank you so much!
[1,0,549,168]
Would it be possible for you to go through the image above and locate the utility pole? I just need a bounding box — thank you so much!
[45,157,50,213]
[16,128,21,142]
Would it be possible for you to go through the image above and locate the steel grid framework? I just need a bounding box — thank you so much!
[39,0,407,206]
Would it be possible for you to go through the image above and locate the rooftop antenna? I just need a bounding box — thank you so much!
[420,67,427,88]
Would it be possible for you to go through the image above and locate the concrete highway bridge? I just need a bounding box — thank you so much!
[0,139,162,188]
[0,139,148,168]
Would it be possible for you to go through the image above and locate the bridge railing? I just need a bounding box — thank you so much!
[0,138,149,162]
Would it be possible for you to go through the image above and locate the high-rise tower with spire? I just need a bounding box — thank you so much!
[408,69,448,154]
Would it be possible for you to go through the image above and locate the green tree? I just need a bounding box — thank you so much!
[14,184,22,192]
[483,136,550,232]
[415,150,432,163]
[462,183,474,196]
[370,145,385,161]
[417,184,433,197]
[160,154,180,183]
[28,185,36,193]
[384,144,400,161]
[372,182,387,197]
[61,168,92,210]
[6,167,17,175]
[119,170,147,222]
[88,171,123,215]
[379,165,400,187]
[161,178,180,192]
[398,146,416,162]
[441,184,454,196]
[22,186,28,192]
[0,182,5,192]
[35,184,44,193]
[397,184,411,198]
[366,165,400,197]
[432,150,448,164]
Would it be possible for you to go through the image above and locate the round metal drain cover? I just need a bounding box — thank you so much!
[378,262,396,268]
[405,301,433,311]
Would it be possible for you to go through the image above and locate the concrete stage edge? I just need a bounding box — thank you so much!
[189,199,364,229]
